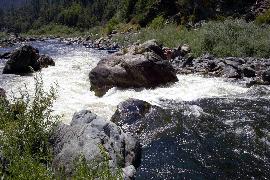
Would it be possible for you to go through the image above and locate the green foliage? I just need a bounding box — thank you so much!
[199,19,270,57]
[0,0,258,33]
[112,19,270,58]
[104,18,120,35]
[148,16,166,29]
[0,75,58,178]
[26,23,82,37]
[0,32,8,40]
[73,145,122,180]
[58,3,83,27]
[255,9,270,25]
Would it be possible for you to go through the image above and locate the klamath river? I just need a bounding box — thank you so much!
[0,40,270,179]
[2,40,269,123]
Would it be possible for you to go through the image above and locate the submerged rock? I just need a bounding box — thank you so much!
[89,40,178,97]
[111,98,270,179]
[51,110,141,178]
[2,45,55,74]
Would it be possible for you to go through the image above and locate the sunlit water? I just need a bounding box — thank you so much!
[0,41,269,123]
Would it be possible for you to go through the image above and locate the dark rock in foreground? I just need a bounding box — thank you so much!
[89,40,178,97]
[111,98,270,179]
[51,110,140,179]
[2,45,55,74]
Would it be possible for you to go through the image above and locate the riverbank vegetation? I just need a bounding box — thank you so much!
[1,0,270,58]
[0,0,262,33]
[0,76,58,179]
[0,76,121,179]
[112,19,270,58]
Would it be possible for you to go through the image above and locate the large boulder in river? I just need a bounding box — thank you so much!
[51,110,141,178]
[111,98,270,179]
[2,45,55,74]
[89,42,178,97]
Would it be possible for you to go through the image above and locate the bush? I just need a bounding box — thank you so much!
[26,23,82,37]
[0,75,58,179]
[112,19,270,58]
[255,9,270,25]
[104,18,120,35]
[148,15,166,29]
[73,145,122,180]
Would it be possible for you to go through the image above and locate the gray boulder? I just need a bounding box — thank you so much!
[222,65,242,78]
[137,39,165,59]
[51,110,141,178]
[89,50,178,97]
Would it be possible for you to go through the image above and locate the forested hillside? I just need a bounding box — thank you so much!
[0,0,265,33]
[0,0,26,9]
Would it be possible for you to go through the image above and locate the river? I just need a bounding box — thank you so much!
[1,40,270,179]
[2,40,268,123]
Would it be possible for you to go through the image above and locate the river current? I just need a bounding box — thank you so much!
[1,40,270,179]
[1,40,269,123]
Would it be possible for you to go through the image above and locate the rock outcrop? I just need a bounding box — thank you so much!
[89,40,178,97]
[2,45,55,74]
[51,110,141,179]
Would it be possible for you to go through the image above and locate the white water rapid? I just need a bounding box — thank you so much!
[0,41,257,123]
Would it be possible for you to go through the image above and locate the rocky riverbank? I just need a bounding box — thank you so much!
[170,53,270,86]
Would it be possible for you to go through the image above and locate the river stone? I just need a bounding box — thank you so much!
[137,39,164,59]
[242,66,256,78]
[38,55,55,68]
[51,110,141,178]
[2,45,55,74]
[0,88,6,98]
[111,98,270,179]
[89,51,178,97]
[222,65,241,78]
[262,69,270,83]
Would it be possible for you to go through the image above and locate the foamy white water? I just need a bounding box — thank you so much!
[0,41,260,123]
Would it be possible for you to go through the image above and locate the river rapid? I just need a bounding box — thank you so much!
[1,40,269,123]
[0,40,270,179]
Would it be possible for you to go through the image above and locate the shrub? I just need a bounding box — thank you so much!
[148,16,166,29]
[255,9,270,25]
[73,145,122,180]
[112,19,270,58]
[104,18,120,35]
[0,75,58,179]
[26,23,82,37]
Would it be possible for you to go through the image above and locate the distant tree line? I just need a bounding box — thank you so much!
[0,0,257,33]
